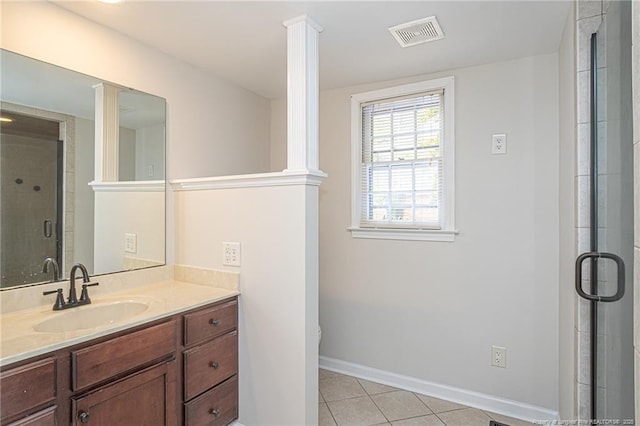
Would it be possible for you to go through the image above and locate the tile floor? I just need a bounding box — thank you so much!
[319,369,534,426]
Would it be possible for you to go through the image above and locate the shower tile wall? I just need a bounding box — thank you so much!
[0,102,76,283]
[574,2,604,419]
[576,0,636,422]
[29,106,76,277]
[0,133,58,285]
[60,117,75,276]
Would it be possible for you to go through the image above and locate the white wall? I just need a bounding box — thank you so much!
[558,7,576,420]
[1,1,272,264]
[272,54,561,411]
[176,182,319,425]
[270,98,287,172]
[1,1,271,179]
[94,190,165,274]
[135,124,165,180]
[119,126,136,181]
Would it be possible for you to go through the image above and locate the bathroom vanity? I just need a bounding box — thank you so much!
[0,272,239,426]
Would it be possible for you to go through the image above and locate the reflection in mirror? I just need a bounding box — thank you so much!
[0,49,166,290]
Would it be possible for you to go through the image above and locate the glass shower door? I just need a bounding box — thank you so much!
[0,113,63,287]
[575,0,635,423]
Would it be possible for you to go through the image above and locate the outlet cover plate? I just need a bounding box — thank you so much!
[222,242,241,266]
[491,345,507,368]
[492,133,507,154]
[125,233,137,253]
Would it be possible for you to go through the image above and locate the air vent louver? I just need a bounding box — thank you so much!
[389,16,445,48]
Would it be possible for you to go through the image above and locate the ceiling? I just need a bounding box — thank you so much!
[54,1,572,100]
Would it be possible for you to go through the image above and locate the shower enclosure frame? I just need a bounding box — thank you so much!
[574,2,635,421]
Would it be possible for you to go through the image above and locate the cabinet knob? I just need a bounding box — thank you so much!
[78,411,90,423]
[210,409,220,417]
[210,361,219,369]
[209,319,220,326]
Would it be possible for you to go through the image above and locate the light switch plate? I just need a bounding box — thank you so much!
[222,242,241,266]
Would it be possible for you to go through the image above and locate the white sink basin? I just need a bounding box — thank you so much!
[34,301,149,333]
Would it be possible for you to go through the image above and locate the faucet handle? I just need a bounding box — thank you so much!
[79,282,99,303]
[43,289,66,310]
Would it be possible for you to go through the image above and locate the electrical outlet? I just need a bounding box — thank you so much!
[492,133,507,154]
[491,346,507,368]
[125,233,137,253]
[222,242,241,266]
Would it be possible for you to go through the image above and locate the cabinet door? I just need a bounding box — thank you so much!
[71,361,176,426]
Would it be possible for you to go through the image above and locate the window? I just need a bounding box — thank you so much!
[350,77,456,241]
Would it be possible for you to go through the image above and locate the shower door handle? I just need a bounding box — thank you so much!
[43,220,52,238]
[575,251,625,302]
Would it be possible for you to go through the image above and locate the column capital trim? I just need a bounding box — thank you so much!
[283,14,323,32]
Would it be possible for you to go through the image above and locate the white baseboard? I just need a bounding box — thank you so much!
[319,356,559,423]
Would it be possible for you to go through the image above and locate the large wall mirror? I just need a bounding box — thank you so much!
[0,49,166,290]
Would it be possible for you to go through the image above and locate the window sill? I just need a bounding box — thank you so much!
[348,227,458,242]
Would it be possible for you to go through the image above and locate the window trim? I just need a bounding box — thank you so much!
[349,77,457,242]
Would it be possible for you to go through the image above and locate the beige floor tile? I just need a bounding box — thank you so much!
[320,402,337,426]
[391,414,445,425]
[320,372,368,402]
[328,396,388,426]
[371,390,432,421]
[414,394,467,413]
[435,408,492,426]
[359,378,400,395]
[320,368,341,380]
[484,411,535,426]
[320,389,325,403]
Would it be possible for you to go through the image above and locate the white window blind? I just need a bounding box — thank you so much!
[360,90,444,229]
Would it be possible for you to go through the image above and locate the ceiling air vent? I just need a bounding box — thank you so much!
[389,16,445,48]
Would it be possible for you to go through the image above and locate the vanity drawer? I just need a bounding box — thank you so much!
[1,358,56,423]
[183,331,237,400]
[72,320,176,390]
[184,299,237,347]
[184,375,237,426]
[6,406,56,426]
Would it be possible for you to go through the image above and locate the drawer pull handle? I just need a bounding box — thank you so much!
[210,409,220,417]
[209,319,220,326]
[78,411,90,423]
[210,361,219,369]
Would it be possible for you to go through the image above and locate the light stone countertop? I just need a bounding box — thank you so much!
[0,272,239,367]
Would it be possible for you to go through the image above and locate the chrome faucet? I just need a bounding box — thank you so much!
[43,262,99,311]
[42,257,60,282]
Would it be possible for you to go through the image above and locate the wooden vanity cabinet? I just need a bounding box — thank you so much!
[0,296,239,426]
[182,298,239,426]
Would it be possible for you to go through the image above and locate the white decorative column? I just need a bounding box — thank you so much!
[283,15,323,175]
[93,83,121,182]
